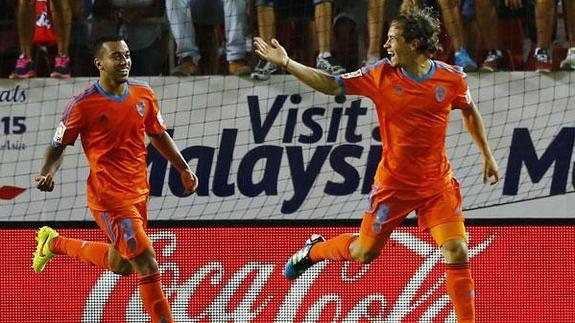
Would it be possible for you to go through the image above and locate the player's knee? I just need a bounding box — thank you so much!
[350,238,382,264]
[130,248,159,275]
[111,261,133,276]
[353,250,381,264]
[441,238,469,264]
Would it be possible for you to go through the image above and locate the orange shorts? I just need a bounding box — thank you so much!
[91,200,151,260]
[359,178,465,249]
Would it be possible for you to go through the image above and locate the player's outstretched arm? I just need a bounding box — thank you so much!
[149,131,198,196]
[460,103,500,185]
[253,37,343,96]
[35,145,65,192]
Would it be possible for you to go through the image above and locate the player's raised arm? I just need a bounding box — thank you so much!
[460,103,500,185]
[35,145,66,192]
[148,131,198,195]
[253,37,342,96]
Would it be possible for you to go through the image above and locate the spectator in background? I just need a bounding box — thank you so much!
[474,0,504,71]
[92,0,168,76]
[532,0,555,71]
[314,1,346,75]
[365,0,386,65]
[166,0,251,76]
[250,0,278,80]
[436,0,478,71]
[530,0,575,71]
[561,0,575,69]
[402,0,478,72]
[67,0,94,76]
[335,0,386,67]
[251,0,346,81]
[10,0,74,79]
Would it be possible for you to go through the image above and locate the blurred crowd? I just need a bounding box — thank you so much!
[1,0,574,79]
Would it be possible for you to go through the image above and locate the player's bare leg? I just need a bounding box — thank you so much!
[347,233,385,264]
[108,246,133,275]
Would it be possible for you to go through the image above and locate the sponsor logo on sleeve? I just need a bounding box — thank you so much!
[340,69,363,79]
[52,122,66,144]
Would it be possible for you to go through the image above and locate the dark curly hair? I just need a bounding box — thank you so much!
[392,7,443,58]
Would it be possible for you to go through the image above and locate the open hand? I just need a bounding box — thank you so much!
[181,169,198,196]
[35,174,55,192]
[253,37,289,68]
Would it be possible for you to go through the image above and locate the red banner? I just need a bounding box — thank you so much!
[2,227,574,322]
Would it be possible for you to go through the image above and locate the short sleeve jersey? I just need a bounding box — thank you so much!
[52,80,166,210]
[335,59,472,198]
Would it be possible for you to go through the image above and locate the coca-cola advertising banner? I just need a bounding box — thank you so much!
[2,226,574,322]
[1,75,574,222]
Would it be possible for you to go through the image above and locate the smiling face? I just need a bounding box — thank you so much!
[95,40,131,84]
[384,22,419,68]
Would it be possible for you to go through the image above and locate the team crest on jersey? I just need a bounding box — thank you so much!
[136,101,145,117]
[435,86,446,102]
[340,69,363,79]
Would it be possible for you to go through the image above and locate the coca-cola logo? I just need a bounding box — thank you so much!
[83,230,495,322]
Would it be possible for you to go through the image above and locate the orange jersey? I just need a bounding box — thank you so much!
[336,59,472,197]
[51,80,166,210]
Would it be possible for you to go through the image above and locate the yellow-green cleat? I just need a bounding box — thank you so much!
[32,226,59,273]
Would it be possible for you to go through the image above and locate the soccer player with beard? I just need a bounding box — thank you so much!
[32,34,198,323]
[254,7,499,323]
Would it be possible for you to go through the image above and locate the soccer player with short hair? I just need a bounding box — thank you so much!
[254,7,499,323]
[32,34,198,323]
